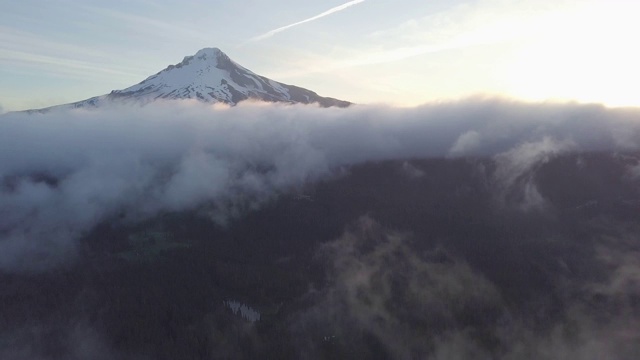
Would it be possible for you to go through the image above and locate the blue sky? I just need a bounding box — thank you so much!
[1,0,638,111]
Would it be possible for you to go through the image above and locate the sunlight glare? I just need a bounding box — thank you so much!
[503,1,640,107]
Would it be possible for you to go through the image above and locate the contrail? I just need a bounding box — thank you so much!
[250,0,366,42]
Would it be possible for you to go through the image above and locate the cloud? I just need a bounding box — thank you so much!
[0,99,639,272]
[360,0,574,65]
[249,0,366,42]
[449,130,482,156]
[0,27,146,81]
[492,136,576,211]
[400,161,425,178]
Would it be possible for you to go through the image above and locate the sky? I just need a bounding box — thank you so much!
[1,0,639,111]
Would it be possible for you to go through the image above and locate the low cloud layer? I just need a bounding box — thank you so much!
[1,99,639,272]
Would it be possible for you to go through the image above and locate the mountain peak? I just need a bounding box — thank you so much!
[186,47,227,65]
[25,48,350,112]
[194,47,224,58]
[107,47,350,107]
[173,47,229,70]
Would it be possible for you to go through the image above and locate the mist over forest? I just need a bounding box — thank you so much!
[1,99,639,359]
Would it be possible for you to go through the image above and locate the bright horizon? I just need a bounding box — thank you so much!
[1,0,639,112]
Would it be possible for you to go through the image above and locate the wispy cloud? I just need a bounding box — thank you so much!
[0,49,142,79]
[83,6,210,43]
[249,0,366,42]
[0,27,149,80]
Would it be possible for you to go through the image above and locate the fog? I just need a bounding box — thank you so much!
[1,99,639,272]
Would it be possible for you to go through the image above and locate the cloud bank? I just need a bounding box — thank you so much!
[0,99,639,272]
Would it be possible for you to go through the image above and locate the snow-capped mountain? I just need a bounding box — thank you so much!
[30,48,350,112]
